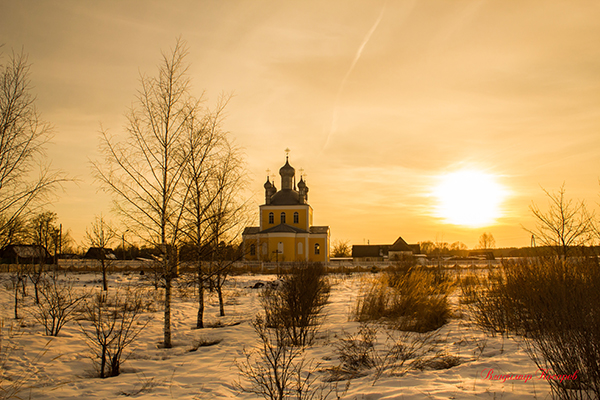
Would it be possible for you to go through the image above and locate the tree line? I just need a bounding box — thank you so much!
[1,39,250,349]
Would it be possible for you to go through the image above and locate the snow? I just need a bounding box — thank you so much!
[0,271,553,399]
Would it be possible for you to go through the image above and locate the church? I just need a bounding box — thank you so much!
[242,154,330,263]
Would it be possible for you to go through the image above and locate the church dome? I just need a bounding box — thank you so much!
[270,189,300,205]
[297,177,306,189]
[264,177,273,189]
[279,159,295,177]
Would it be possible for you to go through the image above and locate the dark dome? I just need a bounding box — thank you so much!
[297,177,306,189]
[279,159,295,177]
[269,189,300,205]
[264,177,273,189]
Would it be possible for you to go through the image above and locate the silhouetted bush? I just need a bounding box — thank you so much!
[237,315,338,400]
[261,262,330,347]
[78,286,152,378]
[466,258,600,400]
[33,273,87,336]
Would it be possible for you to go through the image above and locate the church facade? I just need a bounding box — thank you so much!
[242,156,330,263]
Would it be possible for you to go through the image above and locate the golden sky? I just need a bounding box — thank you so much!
[1,0,599,249]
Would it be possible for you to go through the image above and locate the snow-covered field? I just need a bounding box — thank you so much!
[1,271,552,399]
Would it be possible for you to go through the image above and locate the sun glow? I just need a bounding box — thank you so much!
[433,170,507,227]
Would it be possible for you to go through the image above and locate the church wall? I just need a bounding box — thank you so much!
[259,205,311,231]
[308,235,329,262]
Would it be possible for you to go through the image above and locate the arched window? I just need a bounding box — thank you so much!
[268,212,274,224]
[278,242,284,254]
[314,243,320,255]
[262,243,267,255]
[293,212,299,224]
[280,212,286,224]
[297,242,303,255]
[250,244,256,256]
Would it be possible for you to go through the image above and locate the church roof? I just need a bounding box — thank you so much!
[261,223,308,234]
[269,189,301,205]
[309,226,329,234]
[243,227,260,235]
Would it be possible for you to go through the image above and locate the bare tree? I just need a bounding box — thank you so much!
[331,240,351,258]
[179,95,227,329]
[92,39,201,348]
[204,140,248,317]
[526,184,596,258]
[477,232,495,250]
[0,49,67,244]
[85,214,117,292]
[178,94,248,327]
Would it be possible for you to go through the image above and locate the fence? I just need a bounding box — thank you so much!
[0,258,502,274]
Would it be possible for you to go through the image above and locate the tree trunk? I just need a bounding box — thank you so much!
[217,283,225,317]
[101,259,108,292]
[164,272,172,348]
[14,276,19,320]
[100,344,106,378]
[197,278,205,329]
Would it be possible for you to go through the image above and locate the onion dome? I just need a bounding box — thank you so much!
[264,177,273,189]
[297,176,306,189]
[279,159,295,178]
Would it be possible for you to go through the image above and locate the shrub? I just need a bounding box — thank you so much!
[78,287,152,378]
[334,323,377,374]
[332,322,441,383]
[236,315,335,400]
[33,273,87,336]
[467,257,600,399]
[261,262,330,347]
[355,267,452,332]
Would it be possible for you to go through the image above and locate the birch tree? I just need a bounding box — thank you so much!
[0,49,66,244]
[93,39,198,348]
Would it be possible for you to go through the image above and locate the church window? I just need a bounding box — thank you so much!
[293,212,299,223]
[280,212,286,224]
[268,212,274,224]
[250,244,256,256]
[314,243,320,255]
[298,242,303,254]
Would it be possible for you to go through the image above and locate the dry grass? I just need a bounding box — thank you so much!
[354,267,453,332]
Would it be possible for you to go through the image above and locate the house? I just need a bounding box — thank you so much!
[0,244,52,264]
[242,153,330,263]
[352,236,420,262]
[84,247,118,260]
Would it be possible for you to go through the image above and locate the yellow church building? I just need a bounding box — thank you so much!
[242,155,330,263]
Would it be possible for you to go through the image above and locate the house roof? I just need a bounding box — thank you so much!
[352,245,390,258]
[1,245,50,259]
[390,236,412,252]
[84,247,117,260]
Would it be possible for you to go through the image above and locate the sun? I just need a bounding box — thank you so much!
[433,170,507,227]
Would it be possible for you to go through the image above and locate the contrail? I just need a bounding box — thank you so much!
[323,2,387,150]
